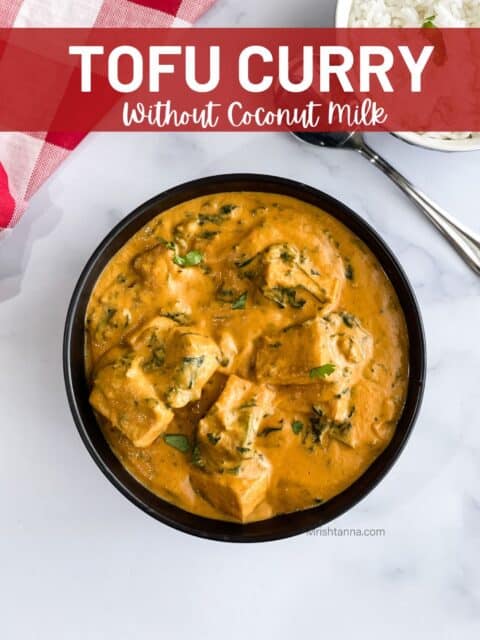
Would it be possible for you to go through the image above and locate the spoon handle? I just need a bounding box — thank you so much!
[357,141,480,276]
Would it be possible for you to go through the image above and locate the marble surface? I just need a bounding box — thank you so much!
[1,1,480,638]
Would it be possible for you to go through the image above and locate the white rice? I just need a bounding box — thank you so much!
[349,0,480,141]
[349,0,480,28]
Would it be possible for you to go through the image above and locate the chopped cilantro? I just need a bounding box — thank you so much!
[235,255,256,268]
[231,292,248,310]
[191,444,205,467]
[173,250,203,267]
[224,465,241,475]
[345,263,354,280]
[309,363,336,379]
[199,230,219,239]
[220,204,237,214]
[183,355,205,367]
[216,288,235,303]
[422,14,436,28]
[259,426,283,437]
[291,420,304,435]
[341,312,357,328]
[163,434,190,453]
[236,446,251,454]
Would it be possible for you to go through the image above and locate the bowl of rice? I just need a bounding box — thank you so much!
[336,0,480,151]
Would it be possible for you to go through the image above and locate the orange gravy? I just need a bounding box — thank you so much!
[85,193,409,522]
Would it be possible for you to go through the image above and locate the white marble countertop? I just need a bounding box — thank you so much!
[1,1,479,638]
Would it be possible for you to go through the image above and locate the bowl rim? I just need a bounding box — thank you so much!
[63,173,426,543]
[391,131,480,152]
[334,0,480,152]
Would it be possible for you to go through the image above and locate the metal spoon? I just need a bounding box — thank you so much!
[292,131,480,276]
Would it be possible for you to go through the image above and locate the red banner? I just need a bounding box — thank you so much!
[0,28,479,132]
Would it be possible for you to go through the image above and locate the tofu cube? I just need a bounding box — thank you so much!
[329,422,357,448]
[129,319,222,409]
[165,330,221,408]
[127,316,176,348]
[255,314,372,386]
[132,243,215,312]
[261,244,334,306]
[90,350,173,447]
[196,375,274,467]
[190,455,271,521]
[256,317,336,385]
[132,244,171,285]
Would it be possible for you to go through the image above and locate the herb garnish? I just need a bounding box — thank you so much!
[291,420,304,435]
[309,363,336,379]
[341,312,357,328]
[220,204,237,214]
[157,237,176,250]
[198,204,236,226]
[231,292,248,310]
[113,350,135,370]
[285,288,306,309]
[163,434,190,453]
[198,213,226,226]
[105,307,117,322]
[161,312,190,325]
[259,426,283,437]
[422,14,436,28]
[97,307,117,337]
[142,344,166,371]
[345,263,354,280]
[279,248,294,263]
[224,465,241,475]
[199,230,219,239]
[216,288,235,303]
[173,250,203,267]
[239,398,256,409]
[306,406,352,446]
[236,446,251,454]
[191,444,205,467]
[308,407,329,443]
[235,255,256,268]
[264,286,306,309]
[183,355,205,367]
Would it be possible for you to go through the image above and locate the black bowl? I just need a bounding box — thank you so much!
[64,174,426,542]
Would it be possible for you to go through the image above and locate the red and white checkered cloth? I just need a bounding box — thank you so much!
[0,0,215,230]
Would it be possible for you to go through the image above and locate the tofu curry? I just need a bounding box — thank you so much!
[85,192,409,523]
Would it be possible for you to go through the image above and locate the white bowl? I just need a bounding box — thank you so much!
[335,0,480,152]
[335,0,353,27]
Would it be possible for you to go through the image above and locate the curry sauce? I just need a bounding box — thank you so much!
[85,192,409,523]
